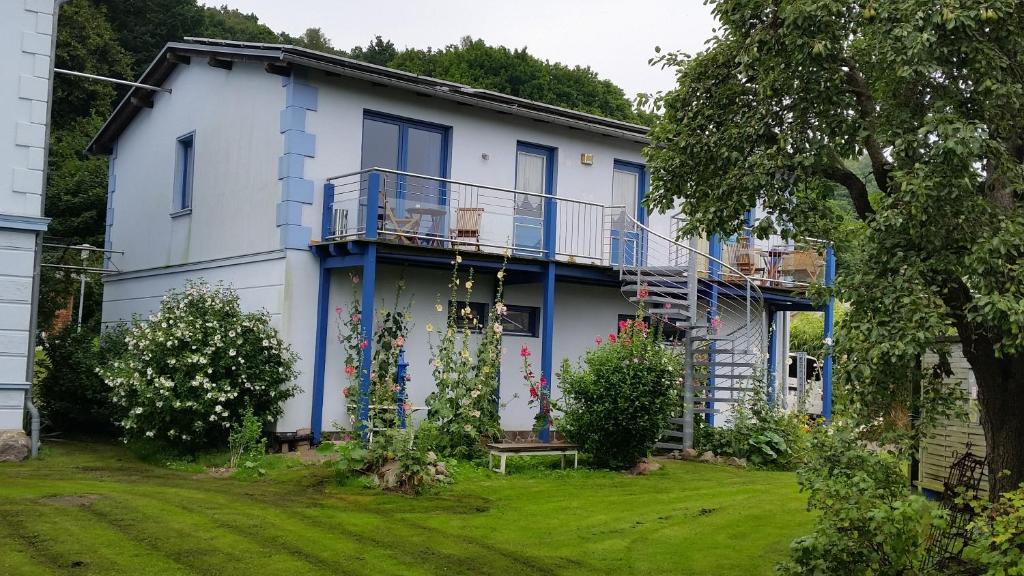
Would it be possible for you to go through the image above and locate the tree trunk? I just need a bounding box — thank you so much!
[963,346,1024,499]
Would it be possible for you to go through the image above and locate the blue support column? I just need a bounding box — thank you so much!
[822,245,836,421]
[358,244,378,435]
[310,264,331,443]
[766,305,777,406]
[707,234,722,426]
[365,172,381,241]
[321,182,335,241]
[539,263,556,442]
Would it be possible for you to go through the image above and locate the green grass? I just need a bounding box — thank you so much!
[0,441,813,575]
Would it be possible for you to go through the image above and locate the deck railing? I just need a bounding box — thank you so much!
[323,168,625,266]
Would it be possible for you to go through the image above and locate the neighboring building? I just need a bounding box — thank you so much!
[91,39,834,439]
[0,0,58,452]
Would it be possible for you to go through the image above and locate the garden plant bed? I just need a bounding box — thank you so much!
[0,440,813,575]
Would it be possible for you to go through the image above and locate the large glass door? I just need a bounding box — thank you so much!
[514,143,554,254]
[610,161,646,266]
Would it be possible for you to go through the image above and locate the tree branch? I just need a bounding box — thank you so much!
[843,61,891,195]
[821,161,876,220]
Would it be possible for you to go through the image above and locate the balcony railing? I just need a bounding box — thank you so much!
[323,168,626,266]
[321,168,826,289]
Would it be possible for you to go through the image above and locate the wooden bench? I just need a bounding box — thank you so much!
[486,442,579,474]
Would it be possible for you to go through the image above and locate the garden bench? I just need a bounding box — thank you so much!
[486,442,579,474]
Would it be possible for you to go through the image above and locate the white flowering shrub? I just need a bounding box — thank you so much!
[99,280,299,448]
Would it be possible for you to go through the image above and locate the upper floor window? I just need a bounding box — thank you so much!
[174,132,195,212]
[360,112,449,210]
[612,160,646,224]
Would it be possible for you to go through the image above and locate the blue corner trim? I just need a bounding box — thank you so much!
[822,245,836,421]
[281,178,315,204]
[310,264,331,443]
[358,244,378,435]
[707,234,722,426]
[277,74,318,249]
[539,262,556,442]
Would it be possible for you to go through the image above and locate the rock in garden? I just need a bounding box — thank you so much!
[0,430,30,462]
[376,460,403,490]
[699,451,717,463]
[629,458,662,475]
[434,461,448,477]
[681,448,699,461]
[726,457,746,467]
[669,450,681,460]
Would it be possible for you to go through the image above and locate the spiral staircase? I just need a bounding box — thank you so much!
[614,214,767,450]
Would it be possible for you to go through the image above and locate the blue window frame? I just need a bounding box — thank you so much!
[360,111,451,215]
[514,141,557,255]
[173,132,195,212]
[611,160,647,266]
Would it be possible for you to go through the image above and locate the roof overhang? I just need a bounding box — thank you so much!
[88,39,650,155]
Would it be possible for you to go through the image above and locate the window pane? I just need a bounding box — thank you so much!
[501,306,538,337]
[515,151,545,217]
[612,169,638,214]
[405,127,444,207]
[361,119,400,170]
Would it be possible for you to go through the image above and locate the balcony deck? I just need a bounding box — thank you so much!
[316,168,826,294]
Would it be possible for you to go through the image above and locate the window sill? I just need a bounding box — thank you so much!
[170,208,192,218]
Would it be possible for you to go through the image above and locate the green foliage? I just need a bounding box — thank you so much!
[98,280,299,448]
[777,425,933,575]
[694,383,814,470]
[227,407,267,469]
[36,323,128,434]
[967,484,1024,575]
[324,437,368,482]
[789,305,847,360]
[424,257,505,458]
[644,0,1024,491]
[556,315,680,469]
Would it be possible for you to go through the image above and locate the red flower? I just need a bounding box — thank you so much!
[638,288,649,299]
[539,375,548,387]
[520,345,531,357]
[342,388,349,397]
[359,339,368,350]
[344,365,356,377]
[352,274,360,284]
[529,385,538,399]
[595,336,603,345]
[618,319,629,331]
[335,306,343,315]
[608,334,617,343]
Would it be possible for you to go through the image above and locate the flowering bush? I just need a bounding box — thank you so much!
[99,280,299,448]
[557,314,681,468]
[966,484,1024,575]
[424,254,505,458]
[520,344,553,433]
[336,273,412,433]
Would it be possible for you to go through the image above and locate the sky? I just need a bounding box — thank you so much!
[199,0,718,99]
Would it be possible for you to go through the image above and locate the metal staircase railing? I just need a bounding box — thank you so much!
[613,212,768,450]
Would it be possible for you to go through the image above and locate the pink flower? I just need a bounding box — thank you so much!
[403,402,412,413]
[335,306,343,315]
[529,385,538,399]
[618,320,629,331]
[520,345,531,357]
[352,274,360,284]
[608,334,617,343]
[638,288,649,299]
[392,385,400,392]
[393,336,405,347]
[351,314,361,323]
[405,373,412,381]
[344,365,356,377]
[358,339,368,350]
[539,375,548,387]
[595,336,603,345]
[342,387,350,397]
[342,434,352,442]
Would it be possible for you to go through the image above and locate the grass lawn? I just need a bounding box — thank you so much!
[0,441,812,576]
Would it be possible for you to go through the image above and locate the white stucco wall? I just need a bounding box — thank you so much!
[106,62,283,273]
[0,0,57,430]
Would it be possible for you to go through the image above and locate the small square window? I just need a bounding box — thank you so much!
[450,301,488,332]
[501,305,539,337]
[174,132,195,212]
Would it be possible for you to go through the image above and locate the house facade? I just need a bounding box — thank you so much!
[0,0,58,444]
[92,39,834,440]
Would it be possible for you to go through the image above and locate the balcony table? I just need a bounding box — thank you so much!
[406,205,449,247]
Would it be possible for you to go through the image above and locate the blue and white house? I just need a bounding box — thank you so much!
[93,39,835,441]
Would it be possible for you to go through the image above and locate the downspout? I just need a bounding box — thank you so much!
[24,0,70,457]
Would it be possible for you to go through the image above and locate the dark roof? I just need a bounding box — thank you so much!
[88,38,650,155]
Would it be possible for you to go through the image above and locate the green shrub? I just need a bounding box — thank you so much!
[228,407,267,469]
[694,384,814,470]
[557,316,680,469]
[966,483,1024,575]
[99,280,299,449]
[37,323,128,434]
[777,425,932,575]
[324,424,448,493]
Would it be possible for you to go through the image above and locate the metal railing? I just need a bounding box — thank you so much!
[323,168,624,265]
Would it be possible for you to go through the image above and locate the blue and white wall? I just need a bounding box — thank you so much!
[0,0,57,430]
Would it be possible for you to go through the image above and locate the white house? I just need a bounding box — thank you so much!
[92,39,834,442]
[0,0,59,456]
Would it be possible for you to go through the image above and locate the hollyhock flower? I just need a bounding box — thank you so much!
[539,375,548,387]
[393,336,405,347]
[595,336,603,345]
[426,323,434,332]
[638,288,649,299]
[456,255,463,264]
[465,280,473,289]
[495,302,506,315]
[608,334,617,343]
[529,385,539,399]
[619,320,629,331]
[392,385,400,392]
[403,402,412,413]
[520,345,531,357]
[351,314,361,323]
[351,274,360,284]
[471,410,481,418]
[359,339,368,350]
[493,323,503,334]
[344,365,356,377]
[335,306,342,314]
[435,303,443,312]
[497,270,505,280]
[342,387,349,397]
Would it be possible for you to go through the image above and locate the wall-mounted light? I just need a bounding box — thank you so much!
[580,153,594,165]
[481,153,489,160]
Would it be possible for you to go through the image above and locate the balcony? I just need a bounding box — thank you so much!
[320,168,826,290]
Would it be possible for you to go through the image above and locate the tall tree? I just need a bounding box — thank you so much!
[645,0,1024,496]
